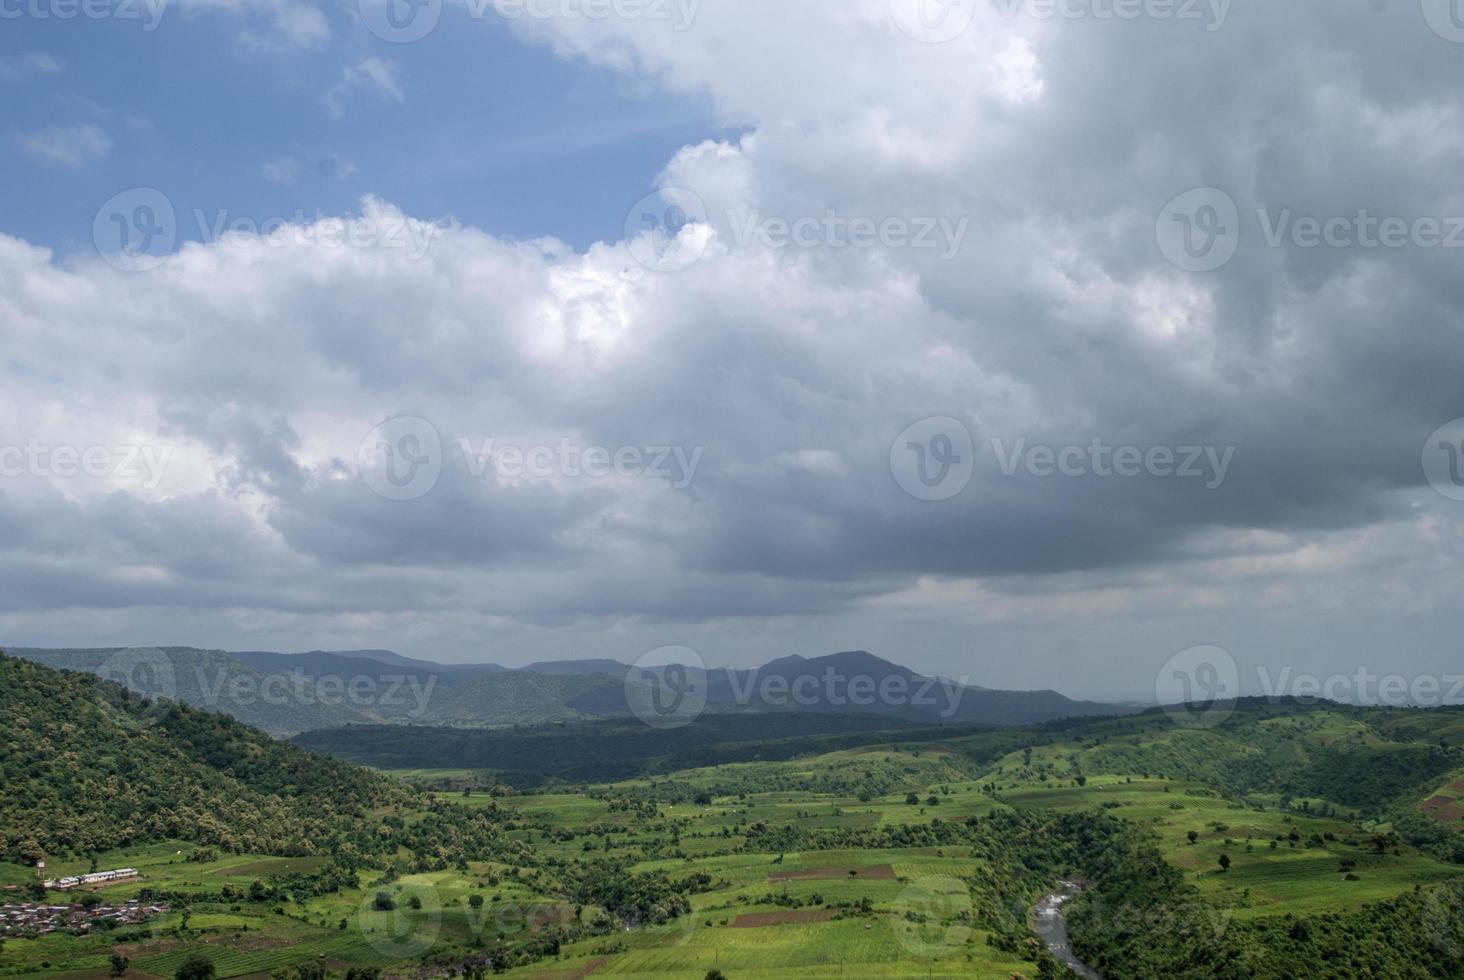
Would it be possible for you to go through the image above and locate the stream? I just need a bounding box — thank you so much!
[1031,881,1105,980]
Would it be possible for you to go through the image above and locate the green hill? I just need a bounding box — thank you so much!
[0,651,504,864]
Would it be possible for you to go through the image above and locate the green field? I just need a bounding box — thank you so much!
[6,703,1464,978]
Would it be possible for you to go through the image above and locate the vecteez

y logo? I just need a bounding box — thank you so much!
[359,416,444,501]
[1423,419,1464,501]
[1156,645,1239,729]
[1156,187,1241,272]
[96,647,177,702]
[359,0,442,43]
[891,417,975,502]
[889,0,977,43]
[626,646,707,730]
[625,188,710,273]
[1422,0,1464,43]
[93,188,177,273]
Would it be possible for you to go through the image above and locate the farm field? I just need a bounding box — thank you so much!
[6,702,1464,978]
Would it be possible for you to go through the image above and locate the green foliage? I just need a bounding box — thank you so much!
[174,953,216,980]
[0,654,410,859]
[0,653,512,866]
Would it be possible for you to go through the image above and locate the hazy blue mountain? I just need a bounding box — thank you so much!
[6,646,1127,734]
[519,659,629,676]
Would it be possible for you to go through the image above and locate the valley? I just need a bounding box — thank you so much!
[4,651,1464,978]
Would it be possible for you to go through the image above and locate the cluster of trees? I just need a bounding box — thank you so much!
[571,862,713,926]
[1068,868,1464,978]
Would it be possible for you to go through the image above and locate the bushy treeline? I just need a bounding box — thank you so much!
[1068,861,1464,978]
[1073,706,1463,821]
[571,862,713,926]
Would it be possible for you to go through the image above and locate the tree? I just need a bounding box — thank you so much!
[109,954,130,977]
[373,891,396,911]
[1218,853,1231,873]
[905,792,919,805]
[175,954,216,980]
[706,970,727,980]
[469,894,485,909]
[270,967,325,980]
[1187,831,1199,845]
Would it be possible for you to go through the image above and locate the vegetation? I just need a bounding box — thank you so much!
[5,653,1464,978]
[0,653,509,863]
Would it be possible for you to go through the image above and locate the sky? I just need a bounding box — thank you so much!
[3,0,1464,703]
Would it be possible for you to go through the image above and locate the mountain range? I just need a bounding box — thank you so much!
[5,646,1129,736]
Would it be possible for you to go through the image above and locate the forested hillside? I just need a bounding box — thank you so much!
[0,651,502,864]
[292,712,956,782]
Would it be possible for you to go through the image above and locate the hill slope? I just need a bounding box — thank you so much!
[0,650,417,861]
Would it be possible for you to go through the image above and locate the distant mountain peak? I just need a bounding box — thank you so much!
[520,659,629,676]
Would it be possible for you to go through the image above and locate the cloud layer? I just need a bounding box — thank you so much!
[3,1,1463,695]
